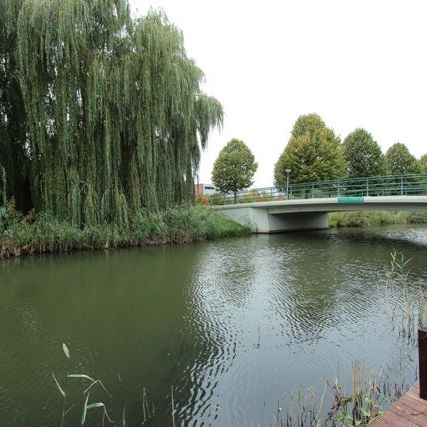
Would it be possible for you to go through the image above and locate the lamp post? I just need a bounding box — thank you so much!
[285,168,291,199]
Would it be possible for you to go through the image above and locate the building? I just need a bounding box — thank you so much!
[195,183,216,197]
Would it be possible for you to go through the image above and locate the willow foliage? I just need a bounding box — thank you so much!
[1,0,222,226]
[0,0,30,210]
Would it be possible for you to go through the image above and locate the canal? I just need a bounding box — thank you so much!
[1,226,427,426]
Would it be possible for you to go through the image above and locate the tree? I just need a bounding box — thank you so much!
[385,143,419,175]
[419,154,427,173]
[0,1,223,225]
[211,139,258,202]
[343,128,385,177]
[274,114,346,186]
[0,0,31,210]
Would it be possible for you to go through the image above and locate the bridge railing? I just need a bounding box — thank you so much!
[209,173,427,205]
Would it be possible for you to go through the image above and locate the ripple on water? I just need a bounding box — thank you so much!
[1,229,426,426]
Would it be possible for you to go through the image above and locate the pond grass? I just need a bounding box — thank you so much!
[268,361,408,427]
[329,211,427,228]
[0,202,249,258]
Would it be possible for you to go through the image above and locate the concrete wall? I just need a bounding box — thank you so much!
[267,212,329,233]
[219,207,329,233]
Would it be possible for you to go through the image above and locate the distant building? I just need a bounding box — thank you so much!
[195,183,216,196]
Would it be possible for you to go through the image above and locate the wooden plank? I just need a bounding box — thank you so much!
[370,383,427,427]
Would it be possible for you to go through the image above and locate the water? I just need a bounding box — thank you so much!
[1,226,427,426]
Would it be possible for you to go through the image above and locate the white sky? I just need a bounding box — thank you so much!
[133,0,427,187]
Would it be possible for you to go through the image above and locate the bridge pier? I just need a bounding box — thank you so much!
[219,207,329,233]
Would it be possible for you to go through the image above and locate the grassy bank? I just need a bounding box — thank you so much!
[329,211,427,228]
[0,203,249,258]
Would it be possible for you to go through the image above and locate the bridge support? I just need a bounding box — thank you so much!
[219,207,329,233]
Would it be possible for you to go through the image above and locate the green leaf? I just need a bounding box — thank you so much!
[62,343,70,359]
[361,408,371,417]
[81,393,90,425]
[52,373,66,397]
[86,402,104,410]
[68,374,95,381]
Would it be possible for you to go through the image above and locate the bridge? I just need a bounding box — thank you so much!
[212,174,427,233]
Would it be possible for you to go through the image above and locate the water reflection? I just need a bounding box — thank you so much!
[0,226,426,426]
[180,228,427,426]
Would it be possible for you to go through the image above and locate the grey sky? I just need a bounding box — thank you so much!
[134,0,427,187]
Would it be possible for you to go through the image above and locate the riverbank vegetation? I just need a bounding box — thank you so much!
[269,362,405,427]
[0,200,248,258]
[329,211,427,228]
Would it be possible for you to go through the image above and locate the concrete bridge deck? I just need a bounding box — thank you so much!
[214,196,427,233]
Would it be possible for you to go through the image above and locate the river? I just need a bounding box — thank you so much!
[1,226,427,426]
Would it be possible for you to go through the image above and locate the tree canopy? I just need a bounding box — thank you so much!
[274,114,346,186]
[0,0,222,226]
[343,128,385,177]
[211,139,257,201]
[419,154,427,173]
[385,143,419,175]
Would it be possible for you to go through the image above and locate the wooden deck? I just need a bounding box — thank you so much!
[370,383,427,426]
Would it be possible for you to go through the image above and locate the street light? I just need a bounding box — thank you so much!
[285,168,291,199]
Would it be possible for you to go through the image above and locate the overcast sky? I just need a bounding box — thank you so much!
[133,0,427,187]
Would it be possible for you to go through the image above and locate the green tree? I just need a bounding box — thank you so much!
[385,143,419,175]
[419,154,427,173]
[343,128,385,177]
[1,1,223,225]
[211,139,258,202]
[274,113,346,186]
[0,0,31,210]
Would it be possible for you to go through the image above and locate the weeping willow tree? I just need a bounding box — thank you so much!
[0,0,31,210]
[1,0,222,225]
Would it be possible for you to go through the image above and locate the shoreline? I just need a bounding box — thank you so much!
[0,205,249,259]
[328,211,427,228]
[2,208,426,259]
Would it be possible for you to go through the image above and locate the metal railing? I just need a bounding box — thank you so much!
[210,173,427,205]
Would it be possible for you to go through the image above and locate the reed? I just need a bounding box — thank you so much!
[329,211,427,228]
[269,362,408,427]
[0,201,248,258]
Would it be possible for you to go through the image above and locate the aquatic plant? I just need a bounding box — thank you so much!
[52,343,115,426]
[384,251,427,345]
[269,361,407,427]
